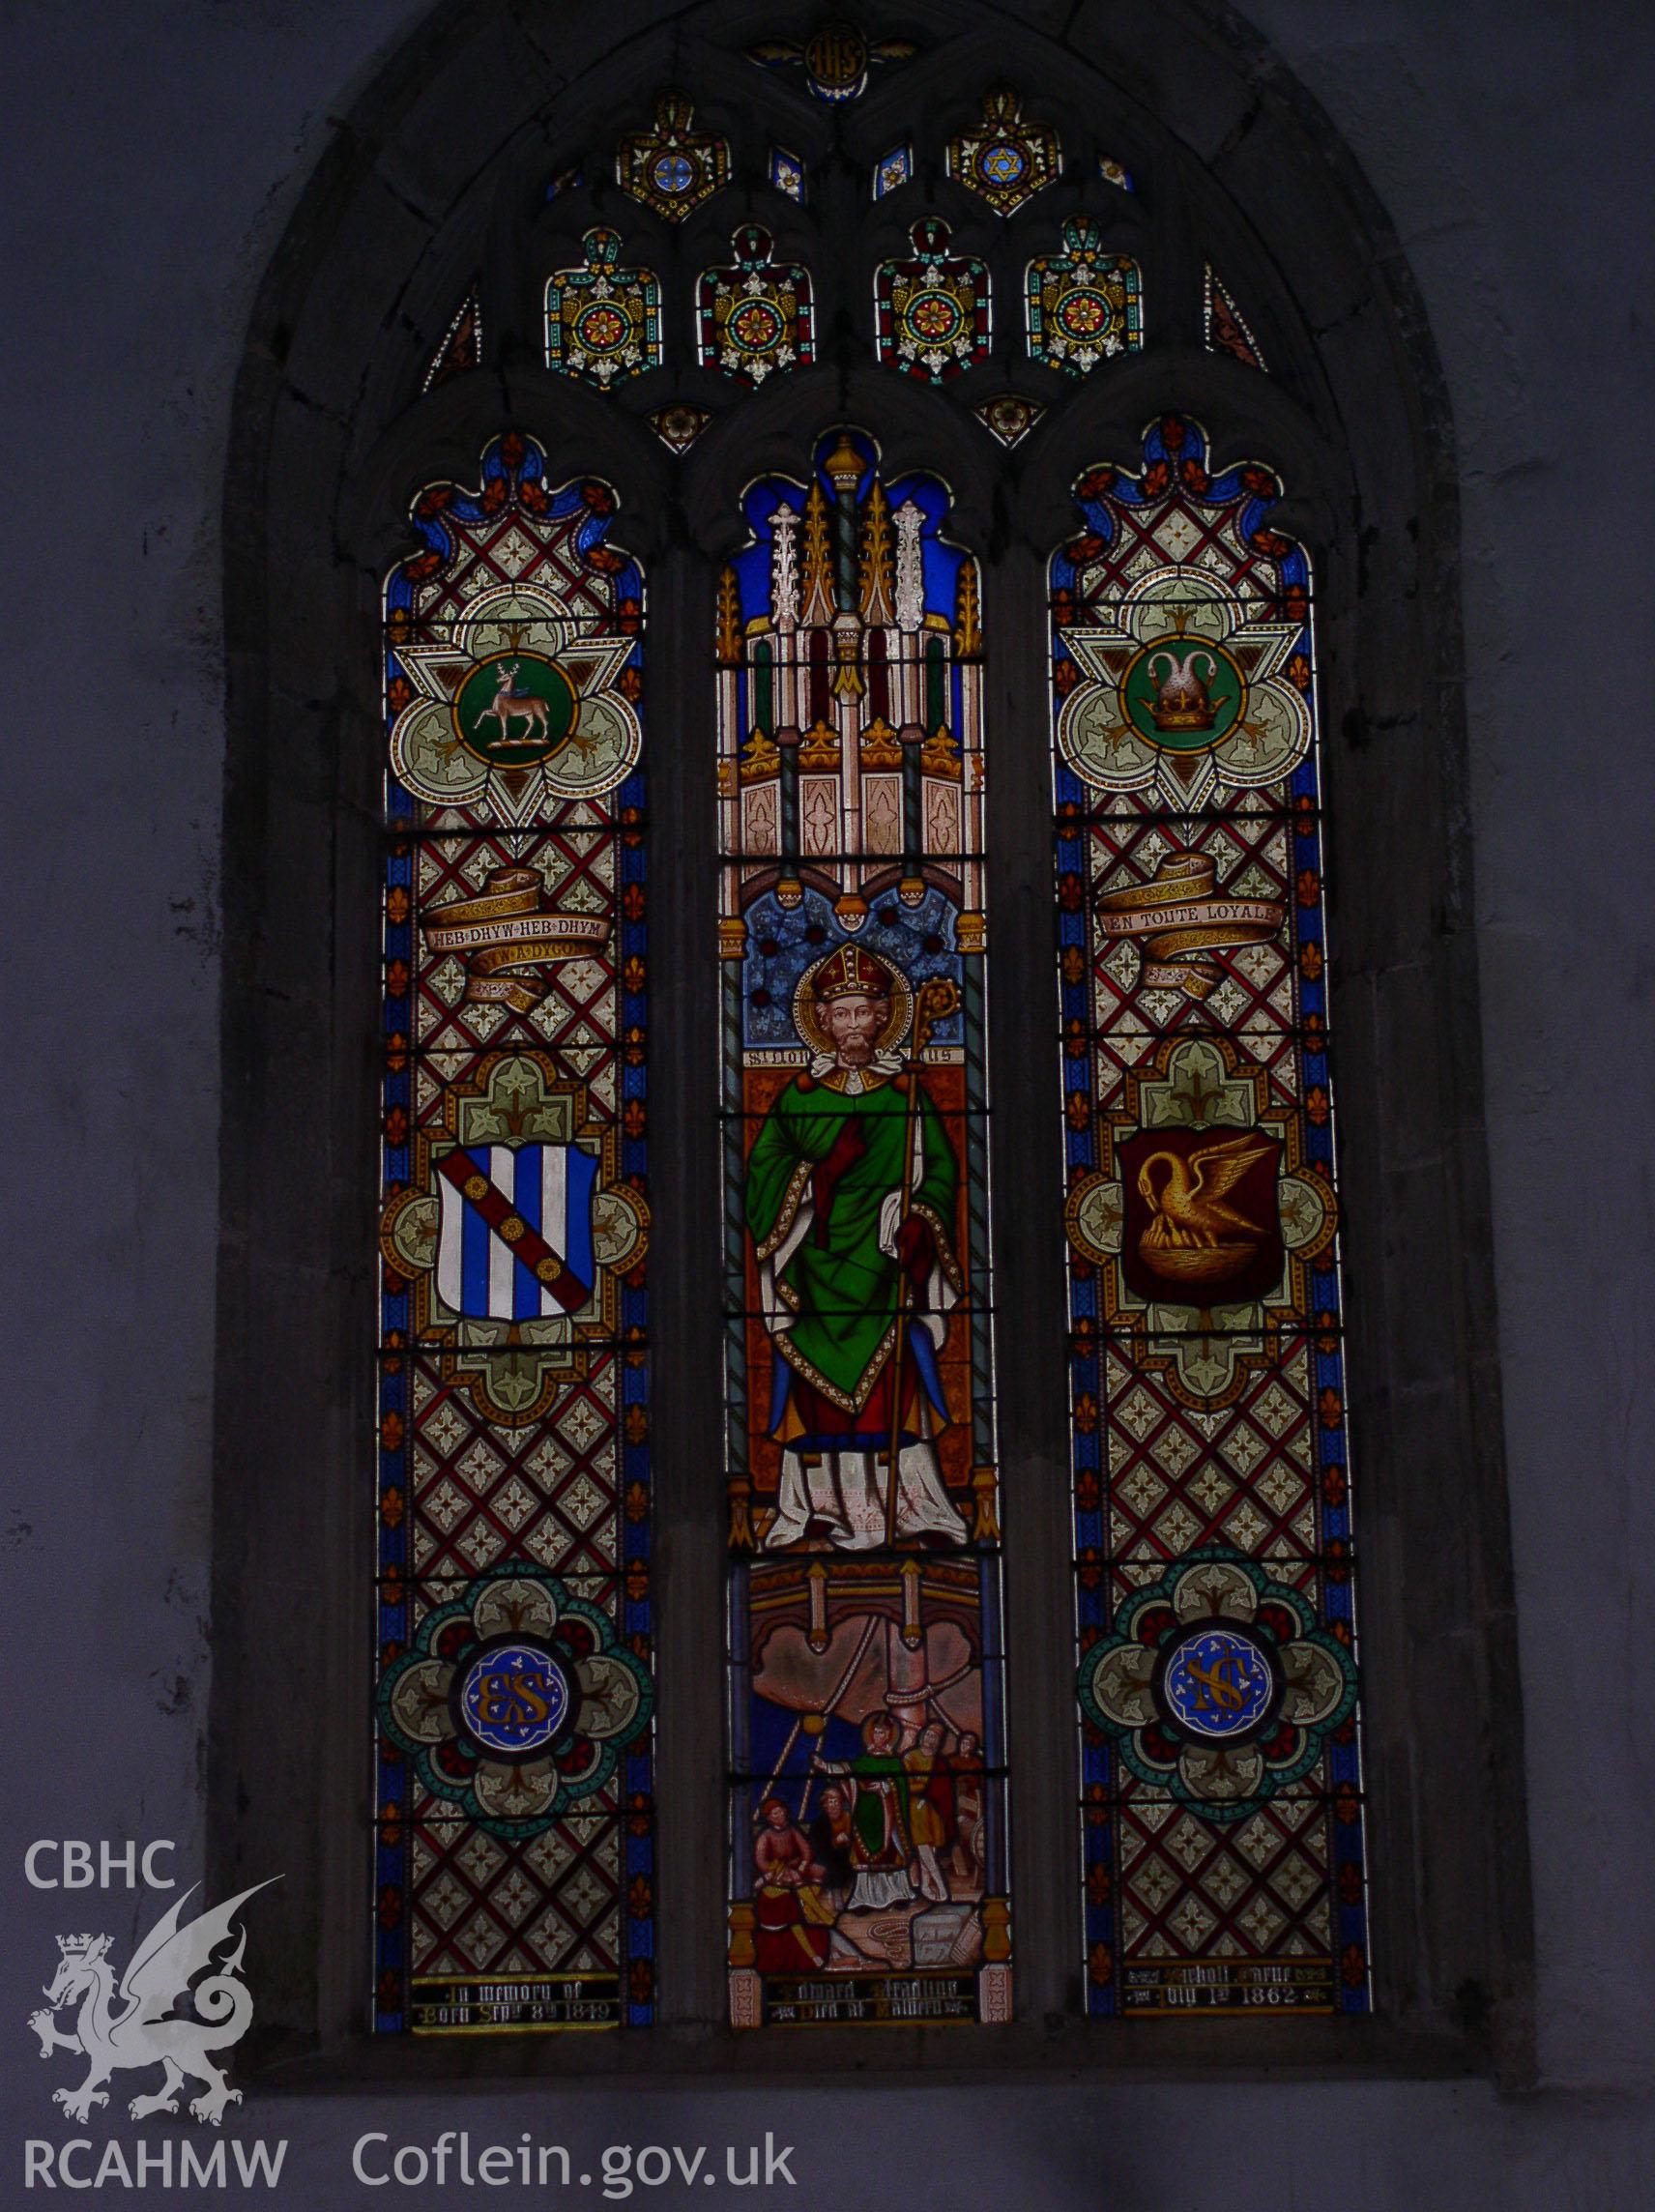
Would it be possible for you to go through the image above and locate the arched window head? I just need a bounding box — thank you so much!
[219,0,1529,2083]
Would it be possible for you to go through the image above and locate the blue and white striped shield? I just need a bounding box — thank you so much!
[434,1142,599,1321]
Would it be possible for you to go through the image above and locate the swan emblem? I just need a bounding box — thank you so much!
[1146,647,1218,733]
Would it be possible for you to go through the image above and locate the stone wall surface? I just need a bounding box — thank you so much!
[0,1,1648,2203]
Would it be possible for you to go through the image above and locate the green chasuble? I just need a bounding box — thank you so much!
[746,1071,960,1412]
[850,1750,912,1864]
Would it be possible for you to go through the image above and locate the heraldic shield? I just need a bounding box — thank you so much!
[380,1050,649,1428]
[434,1142,598,1320]
[1118,1123,1285,1307]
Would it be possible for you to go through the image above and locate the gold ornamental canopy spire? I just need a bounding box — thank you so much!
[822,428,867,490]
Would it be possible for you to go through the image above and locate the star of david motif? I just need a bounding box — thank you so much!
[945,87,1060,216]
[1057,568,1311,805]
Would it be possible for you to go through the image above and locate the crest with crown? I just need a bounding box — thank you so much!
[811,946,895,1002]
[1146,646,1220,734]
[56,1934,111,1963]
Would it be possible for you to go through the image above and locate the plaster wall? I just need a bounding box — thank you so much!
[0,1,1648,2203]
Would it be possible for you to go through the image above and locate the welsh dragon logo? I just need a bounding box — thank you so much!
[28,1881,276,2126]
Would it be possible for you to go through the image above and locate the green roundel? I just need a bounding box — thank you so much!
[1120,637,1245,753]
[452,650,577,768]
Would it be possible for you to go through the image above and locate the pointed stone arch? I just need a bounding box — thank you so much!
[216,0,1531,2083]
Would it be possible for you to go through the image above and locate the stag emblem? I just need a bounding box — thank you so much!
[27,1881,276,2126]
[1146,647,1219,733]
[475,660,552,748]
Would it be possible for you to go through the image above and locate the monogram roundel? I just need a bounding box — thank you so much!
[1076,1551,1357,1821]
[457,1640,574,1758]
[804,24,867,98]
[1159,1624,1277,1739]
[377,1565,653,1838]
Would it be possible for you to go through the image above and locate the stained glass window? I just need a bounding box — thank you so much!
[1205,267,1268,370]
[872,143,913,199]
[875,219,991,383]
[945,87,1060,216]
[545,230,663,390]
[747,25,916,102]
[697,225,815,386]
[345,16,1419,2044]
[718,429,1011,2031]
[1026,218,1143,374]
[422,285,481,393]
[375,433,654,2033]
[769,145,807,202]
[1051,415,1368,2018]
[616,93,729,222]
[974,393,1044,448]
[649,404,711,455]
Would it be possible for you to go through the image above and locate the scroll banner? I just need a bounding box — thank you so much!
[421,867,608,1012]
[1095,853,1284,999]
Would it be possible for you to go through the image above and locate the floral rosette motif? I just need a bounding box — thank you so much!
[875,218,990,384]
[379,1565,653,1838]
[1077,1550,1355,1819]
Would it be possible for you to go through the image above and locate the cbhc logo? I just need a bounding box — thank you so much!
[25,1841,178,1888]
